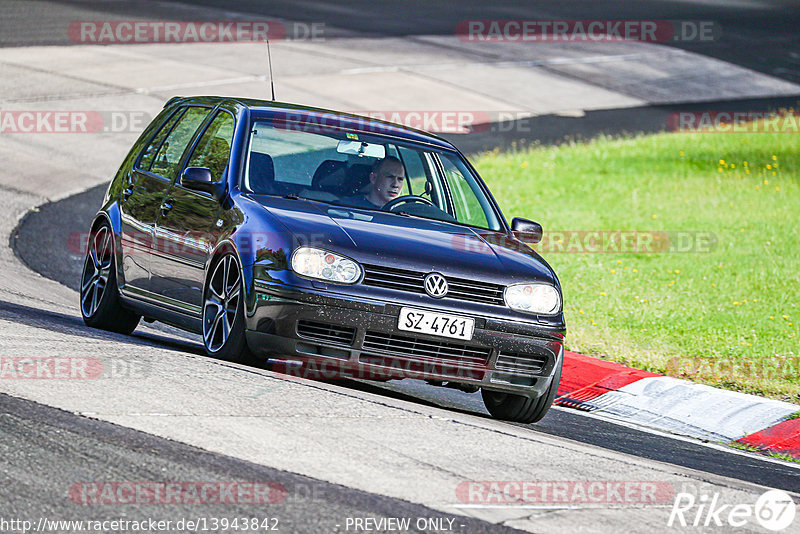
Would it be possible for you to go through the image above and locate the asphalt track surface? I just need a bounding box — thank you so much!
[3,0,800,531]
[13,184,800,493]
[0,393,522,533]
[3,0,799,85]
[2,0,798,154]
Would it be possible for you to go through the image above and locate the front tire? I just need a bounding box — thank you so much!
[80,222,140,334]
[202,252,254,363]
[481,356,563,424]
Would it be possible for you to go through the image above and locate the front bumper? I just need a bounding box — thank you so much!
[246,281,564,398]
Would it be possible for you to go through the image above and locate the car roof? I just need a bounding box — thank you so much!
[165,96,459,151]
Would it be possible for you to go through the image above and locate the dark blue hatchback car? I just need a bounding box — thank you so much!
[80,96,566,422]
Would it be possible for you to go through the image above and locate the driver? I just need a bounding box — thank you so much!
[344,156,405,208]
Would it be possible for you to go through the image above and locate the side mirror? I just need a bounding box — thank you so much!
[511,217,543,244]
[180,167,225,201]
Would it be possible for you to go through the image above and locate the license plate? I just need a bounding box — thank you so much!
[398,307,475,341]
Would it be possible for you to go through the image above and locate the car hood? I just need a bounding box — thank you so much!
[250,196,557,285]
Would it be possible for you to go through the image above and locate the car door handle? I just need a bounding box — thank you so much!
[122,173,135,200]
[160,200,173,216]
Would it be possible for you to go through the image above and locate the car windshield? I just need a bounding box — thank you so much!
[243,119,502,231]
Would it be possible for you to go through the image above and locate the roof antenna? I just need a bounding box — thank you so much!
[266,39,276,101]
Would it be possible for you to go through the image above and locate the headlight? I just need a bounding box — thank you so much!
[291,247,361,284]
[504,283,561,315]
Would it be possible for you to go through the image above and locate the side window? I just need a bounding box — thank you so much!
[138,108,184,171]
[187,112,235,183]
[149,107,210,182]
[440,156,489,228]
[397,146,429,199]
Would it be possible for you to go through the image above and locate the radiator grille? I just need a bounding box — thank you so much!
[362,264,505,306]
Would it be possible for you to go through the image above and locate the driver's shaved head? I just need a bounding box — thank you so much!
[373,156,402,174]
[368,156,405,207]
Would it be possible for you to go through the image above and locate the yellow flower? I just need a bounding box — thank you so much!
[675,269,681,274]
[772,155,778,160]
[680,151,684,156]
[766,164,772,170]
[652,214,658,219]
[783,315,790,319]
[610,269,616,273]
[764,179,769,185]
[617,260,622,264]
[600,292,606,296]
[731,164,736,169]
[719,159,725,165]
[632,269,638,273]
[521,161,528,168]
[579,310,585,314]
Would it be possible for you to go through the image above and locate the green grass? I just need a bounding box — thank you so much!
[473,127,800,402]
[728,441,800,463]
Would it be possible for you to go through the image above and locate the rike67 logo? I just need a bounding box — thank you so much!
[668,489,796,531]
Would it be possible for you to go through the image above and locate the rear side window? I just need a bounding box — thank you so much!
[147,107,210,182]
[187,112,235,183]
[138,108,183,171]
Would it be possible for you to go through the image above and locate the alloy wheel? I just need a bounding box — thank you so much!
[203,254,241,352]
[80,226,112,318]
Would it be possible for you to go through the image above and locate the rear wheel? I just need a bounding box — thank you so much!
[79,222,140,334]
[202,252,254,363]
[481,356,563,424]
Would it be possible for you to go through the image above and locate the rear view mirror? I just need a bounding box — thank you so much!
[511,217,543,244]
[337,140,386,159]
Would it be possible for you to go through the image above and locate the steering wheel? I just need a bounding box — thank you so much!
[383,195,435,211]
